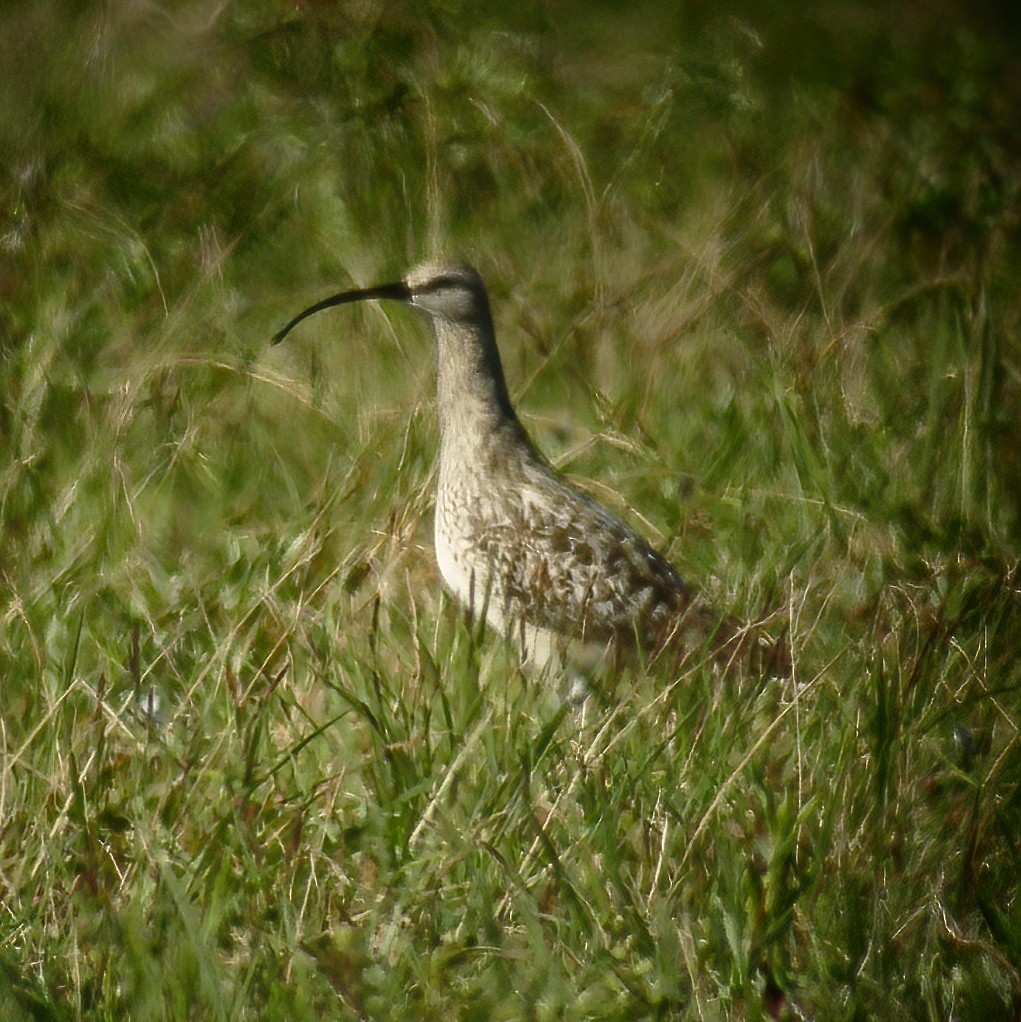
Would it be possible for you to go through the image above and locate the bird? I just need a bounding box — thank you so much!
[273,262,782,680]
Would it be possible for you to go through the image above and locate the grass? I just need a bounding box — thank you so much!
[2,0,1020,1018]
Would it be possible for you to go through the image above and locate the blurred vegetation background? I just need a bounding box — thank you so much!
[1,0,1020,1018]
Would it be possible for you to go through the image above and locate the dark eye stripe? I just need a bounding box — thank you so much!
[417,275,468,293]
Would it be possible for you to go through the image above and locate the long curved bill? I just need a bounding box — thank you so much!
[271,281,411,345]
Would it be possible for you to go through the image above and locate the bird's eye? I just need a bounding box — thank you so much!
[420,276,460,293]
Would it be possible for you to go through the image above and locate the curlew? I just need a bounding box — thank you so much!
[273,263,780,679]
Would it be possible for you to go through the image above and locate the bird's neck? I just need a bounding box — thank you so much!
[433,319,524,469]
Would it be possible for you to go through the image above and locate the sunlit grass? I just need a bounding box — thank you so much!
[2,1,1020,1019]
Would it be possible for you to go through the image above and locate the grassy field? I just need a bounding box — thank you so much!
[2,1,1020,1018]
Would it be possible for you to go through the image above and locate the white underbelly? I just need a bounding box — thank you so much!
[434,517,503,630]
[433,517,610,673]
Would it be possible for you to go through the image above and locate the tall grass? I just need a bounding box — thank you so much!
[2,1,1019,1018]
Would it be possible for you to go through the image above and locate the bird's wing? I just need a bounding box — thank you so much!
[471,470,695,649]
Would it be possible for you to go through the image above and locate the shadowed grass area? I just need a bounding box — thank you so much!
[2,1,1020,1018]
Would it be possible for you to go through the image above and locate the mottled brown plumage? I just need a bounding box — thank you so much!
[274,263,778,677]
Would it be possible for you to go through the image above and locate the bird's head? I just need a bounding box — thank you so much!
[271,262,490,345]
[402,263,489,323]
